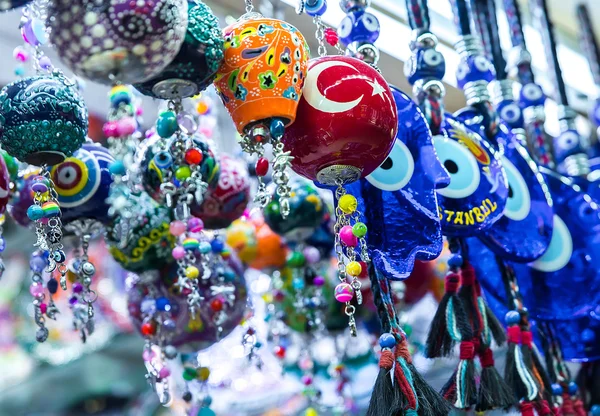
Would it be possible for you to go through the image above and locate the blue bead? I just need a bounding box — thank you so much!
[223,270,236,282]
[47,278,58,294]
[504,310,520,325]
[140,298,157,315]
[551,383,563,396]
[199,241,211,254]
[591,405,600,416]
[155,297,171,312]
[305,0,327,16]
[53,249,66,263]
[0,238,6,253]
[379,333,396,349]
[338,10,380,46]
[210,239,225,253]
[255,341,262,348]
[581,328,596,344]
[568,381,578,395]
[109,160,126,176]
[447,254,463,268]
[14,66,25,76]
[111,91,131,107]
[153,151,173,169]
[292,278,305,290]
[27,205,44,221]
[29,255,46,273]
[202,396,213,407]
[156,111,178,138]
[270,118,285,139]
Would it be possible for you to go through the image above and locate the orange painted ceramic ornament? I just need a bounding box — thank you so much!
[226,218,258,264]
[248,220,288,271]
[214,17,309,133]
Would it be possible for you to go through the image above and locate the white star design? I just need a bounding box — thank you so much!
[368,79,386,98]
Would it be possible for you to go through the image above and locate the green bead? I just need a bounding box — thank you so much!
[287,251,306,268]
[183,367,197,381]
[175,166,192,181]
[403,324,413,338]
[352,222,367,238]
[0,150,18,181]
[156,111,178,138]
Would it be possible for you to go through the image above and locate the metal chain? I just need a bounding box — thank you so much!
[313,16,327,57]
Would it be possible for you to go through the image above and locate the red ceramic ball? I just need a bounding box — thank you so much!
[283,56,398,184]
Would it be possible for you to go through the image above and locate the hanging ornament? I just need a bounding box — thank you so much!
[225,218,259,265]
[103,85,142,169]
[192,154,250,230]
[338,0,380,64]
[263,177,326,243]
[0,72,88,165]
[134,0,224,99]
[47,0,189,85]
[9,167,40,228]
[106,191,176,274]
[0,0,30,10]
[213,3,309,217]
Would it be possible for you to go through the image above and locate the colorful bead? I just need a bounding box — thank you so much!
[339,225,358,247]
[210,239,225,253]
[175,166,192,181]
[198,241,212,254]
[13,46,29,62]
[338,194,357,214]
[156,111,178,138]
[274,345,286,358]
[185,148,203,165]
[153,151,173,169]
[183,238,200,251]
[379,333,396,349]
[187,217,204,233]
[287,251,306,268]
[31,178,49,193]
[169,220,187,236]
[172,246,186,260]
[270,118,285,139]
[27,205,44,221]
[156,297,171,312]
[42,201,60,218]
[141,322,156,337]
[29,283,45,298]
[109,160,126,176]
[185,266,200,279]
[346,261,362,276]
[305,408,318,416]
[313,275,325,286]
[47,278,58,294]
[158,367,171,379]
[210,298,223,312]
[504,310,520,325]
[72,282,83,293]
[302,246,321,264]
[334,283,354,303]
[255,157,269,177]
[324,27,338,45]
[352,222,367,238]
[40,303,47,314]
[197,366,211,381]
[183,367,197,381]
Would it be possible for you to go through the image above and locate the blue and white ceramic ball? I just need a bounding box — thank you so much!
[0,74,88,165]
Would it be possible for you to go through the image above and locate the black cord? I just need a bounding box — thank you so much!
[577,4,600,87]
[451,0,472,36]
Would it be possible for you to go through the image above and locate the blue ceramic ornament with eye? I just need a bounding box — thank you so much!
[404,47,445,85]
[519,83,546,108]
[554,130,587,168]
[343,87,450,280]
[50,142,115,225]
[432,115,508,236]
[337,8,380,47]
[496,99,524,130]
[456,55,495,89]
[549,316,600,361]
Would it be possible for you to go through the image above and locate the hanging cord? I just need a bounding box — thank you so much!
[530,0,568,106]
[478,0,508,80]
[405,0,430,32]
[470,0,492,61]
[502,0,534,85]
[577,4,600,89]
[449,0,472,36]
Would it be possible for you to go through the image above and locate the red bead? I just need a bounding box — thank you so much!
[274,345,286,359]
[324,28,339,46]
[185,148,203,165]
[210,298,223,312]
[247,327,256,335]
[141,322,156,337]
[40,303,48,314]
[255,157,269,177]
[254,135,265,143]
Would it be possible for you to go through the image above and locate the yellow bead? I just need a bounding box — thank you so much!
[338,194,357,214]
[305,408,318,416]
[346,261,362,277]
[185,266,199,279]
[197,366,210,381]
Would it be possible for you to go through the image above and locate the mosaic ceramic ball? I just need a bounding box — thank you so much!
[134,0,224,99]
[139,131,219,203]
[50,142,114,225]
[0,74,88,165]
[48,0,189,85]
[106,192,176,273]
[0,0,30,10]
[127,253,248,352]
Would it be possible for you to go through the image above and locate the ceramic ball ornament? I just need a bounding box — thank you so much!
[0,73,88,165]
[134,0,224,99]
[47,0,189,85]
[282,55,398,185]
[0,0,30,10]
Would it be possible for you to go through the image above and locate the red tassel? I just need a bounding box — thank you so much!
[521,401,535,416]
[534,399,553,416]
[562,392,575,416]
[573,398,586,416]
[508,325,522,344]
[394,342,418,410]
[479,346,494,368]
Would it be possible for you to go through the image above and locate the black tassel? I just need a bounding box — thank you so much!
[477,346,517,411]
[530,340,554,404]
[440,340,478,409]
[425,271,466,358]
[484,297,507,345]
[367,348,401,416]
[408,363,452,416]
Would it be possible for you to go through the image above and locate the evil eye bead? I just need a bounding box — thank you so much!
[366,140,415,191]
[553,130,582,163]
[501,157,531,221]
[154,151,173,169]
[433,136,481,199]
[305,0,327,16]
[520,83,545,107]
[51,147,104,209]
[422,49,443,67]
[31,176,49,193]
[338,14,354,46]
[53,249,66,263]
[498,102,523,128]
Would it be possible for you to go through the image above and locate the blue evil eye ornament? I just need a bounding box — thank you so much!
[553,129,586,168]
[337,8,380,47]
[404,46,445,85]
[548,316,600,361]
[344,87,450,280]
[456,55,495,89]
[433,115,508,236]
[496,99,524,130]
[519,83,546,108]
[0,74,88,165]
[133,1,224,99]
[50,142,114,225]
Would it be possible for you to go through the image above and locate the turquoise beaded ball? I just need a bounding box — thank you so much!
[133,0,224,99]
[0,74,88,165]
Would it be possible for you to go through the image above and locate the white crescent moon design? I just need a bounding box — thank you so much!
[303,60,364,113]
[529,214,572,272]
